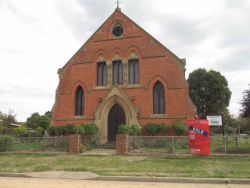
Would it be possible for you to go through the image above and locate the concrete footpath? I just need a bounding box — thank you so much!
[0,171,250,185]
[2,177,250,188]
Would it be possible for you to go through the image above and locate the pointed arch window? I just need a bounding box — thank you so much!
[75,86,84,116]
[97,62,107,86]
[128,59,139,84]
[112,60,123,85]
[153,81,165,114]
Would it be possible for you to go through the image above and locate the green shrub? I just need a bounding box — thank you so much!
[27,131,43,137]
[64,124,78,135]
[0,136,13,152]
[81,124,97,135]
[118,124,142,136]
[159,123,169,134]
[78,125,85,135]
[56,126,65,135]
[145,123,159,135]
[48,125,79,136]
[14,125,28,137]
[48,127,55,136]
[35,126,44,136]
[172,121,187,135]
[15,125,45,137]
[129,124,142,136]
[118,124,130,135]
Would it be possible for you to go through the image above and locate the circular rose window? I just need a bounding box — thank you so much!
[112,24,123,37]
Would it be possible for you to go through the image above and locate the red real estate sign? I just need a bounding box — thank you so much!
[188,119,211,155]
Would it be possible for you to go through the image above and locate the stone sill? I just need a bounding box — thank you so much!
[150,114,168,119]
[74,116,86,120]
[141,115,188,120]
[92,84,144,91]
[55,116,95,121]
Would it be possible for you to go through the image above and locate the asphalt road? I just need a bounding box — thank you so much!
[0,177,250,188]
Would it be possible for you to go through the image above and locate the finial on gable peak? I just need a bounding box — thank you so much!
[115,0,121,11]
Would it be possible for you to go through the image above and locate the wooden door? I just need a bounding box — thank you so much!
[108,104,126,142]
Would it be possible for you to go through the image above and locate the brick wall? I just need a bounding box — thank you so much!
[51,9,195,130]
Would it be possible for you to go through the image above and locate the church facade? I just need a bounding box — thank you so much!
[51,8,195,141]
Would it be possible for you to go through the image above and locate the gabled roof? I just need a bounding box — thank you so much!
[60,8,185,72]
[116,10,185,66]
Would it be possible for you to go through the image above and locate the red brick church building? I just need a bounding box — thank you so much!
[51,7,195,141]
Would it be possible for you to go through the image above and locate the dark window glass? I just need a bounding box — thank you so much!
[112,25,123,37]
[153,81,165,114]
[97,62,107,86]
[75,86,84,116]
[112,60,123,85]
[128,59,139,84]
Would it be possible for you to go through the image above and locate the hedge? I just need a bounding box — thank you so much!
[118,124,141,136]
[48,124,97,136]
[0,136,13,152]
[172,121,187,135]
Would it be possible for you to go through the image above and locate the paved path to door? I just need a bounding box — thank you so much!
[0,177,250,188]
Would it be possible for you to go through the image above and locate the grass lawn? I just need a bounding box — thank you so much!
[11,142,68,152]
[0,153,250,178]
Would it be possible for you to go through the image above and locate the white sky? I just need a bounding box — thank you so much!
[0,0,249,121]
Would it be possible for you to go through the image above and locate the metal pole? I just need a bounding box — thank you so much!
[221,113,225,137]
[224,136,227,154]
[172,136,174,153]
[222,123,225,137]
[221,113,226,153]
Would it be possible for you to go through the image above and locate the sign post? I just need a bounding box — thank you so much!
[188,119,210,155]
[207,115,223,136]
[207,116,222,126]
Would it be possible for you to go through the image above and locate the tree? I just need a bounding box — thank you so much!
[188,68,231,118]
[14,125,28,137]
[240,84,250,118]
[0,110,17,135]
[222,109,238,135]
[44,111,52,118]
[26,112,51,132]
[238,118,250,134]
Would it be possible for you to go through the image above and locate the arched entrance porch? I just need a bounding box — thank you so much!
[94,87,139,143]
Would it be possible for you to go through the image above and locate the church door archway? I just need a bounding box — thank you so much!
[108,104,126,142]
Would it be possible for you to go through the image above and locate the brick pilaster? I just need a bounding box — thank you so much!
[116,134,128,155]
[69,134,81,154]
